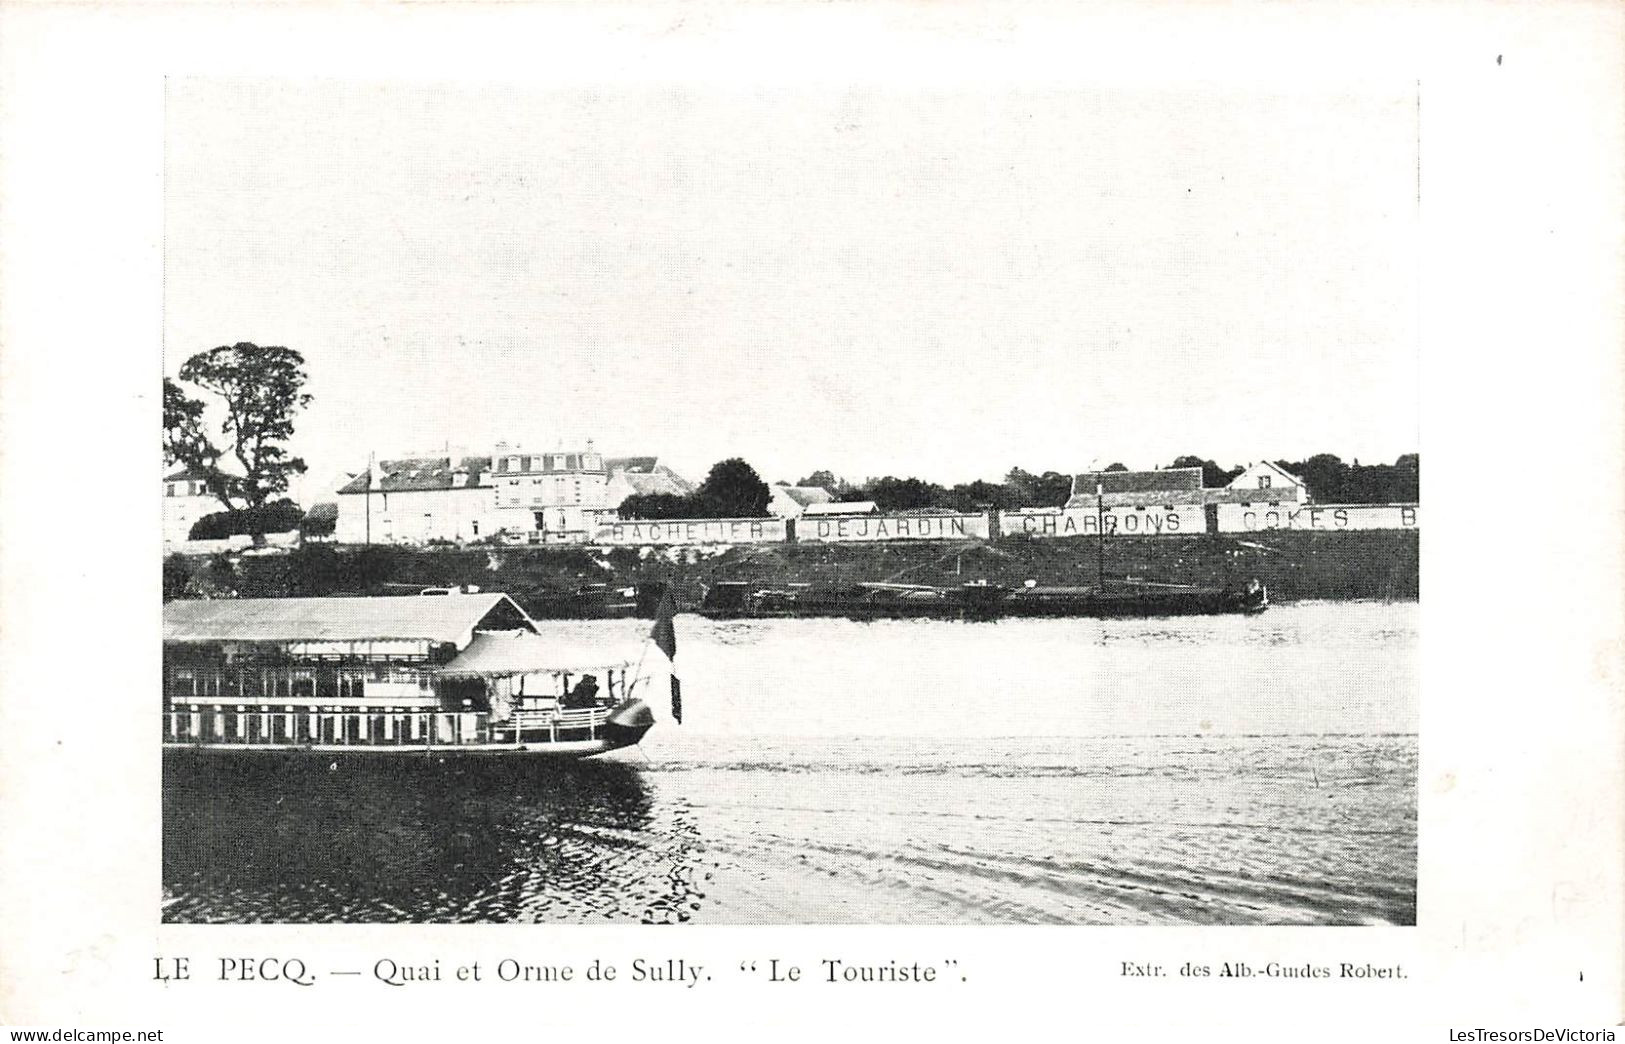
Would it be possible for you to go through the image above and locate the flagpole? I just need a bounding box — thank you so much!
[625,638,652,699]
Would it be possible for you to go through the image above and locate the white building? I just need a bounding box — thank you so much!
[163,467,219,544]
[602,457,697,509]
[1201,460,1311,507]
[801,500,877,517]
[335,456,497,544]
[334,447,688,545]
[488,447,612,538]
[1226,460,1308,502]
[767,483,834,519]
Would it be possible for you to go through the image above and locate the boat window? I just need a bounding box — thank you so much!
[338,672,366,701]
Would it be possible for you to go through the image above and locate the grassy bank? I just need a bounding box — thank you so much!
[168,530,1418,611]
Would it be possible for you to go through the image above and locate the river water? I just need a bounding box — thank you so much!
[162,601,1417,925]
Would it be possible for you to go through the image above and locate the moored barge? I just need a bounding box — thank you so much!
[698,578,1267,619]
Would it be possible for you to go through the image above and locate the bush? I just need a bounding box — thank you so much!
[162,554,192,601]
[189,499,305,540]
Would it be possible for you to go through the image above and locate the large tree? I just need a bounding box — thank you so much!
[1004,467,1072,508]
[695,458,772,517]
[164,343,312,539]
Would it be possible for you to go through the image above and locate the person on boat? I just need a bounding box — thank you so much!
[565,674,600,709]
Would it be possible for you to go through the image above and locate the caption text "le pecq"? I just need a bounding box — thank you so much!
[152,956,965,989]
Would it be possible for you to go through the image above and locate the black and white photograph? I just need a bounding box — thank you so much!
[159,79,1420,926]
[2,2,1621,1037]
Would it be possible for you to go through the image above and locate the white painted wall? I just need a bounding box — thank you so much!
[1216,502,1418,532]
[590,517,787,545]
[795,513,991,543]
[335,487,500,544]
[163,486,219,544]
[1006,505,1204,537]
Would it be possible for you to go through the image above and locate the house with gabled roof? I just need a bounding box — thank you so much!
[768,483,835,520]
[1204,460,1310,505]
[335,455,498,545]
[603,458,696,509]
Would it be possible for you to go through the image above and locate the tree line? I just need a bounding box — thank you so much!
[620,453,1418,519]
[790,453,1419,513]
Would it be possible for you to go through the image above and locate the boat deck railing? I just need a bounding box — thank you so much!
[163,703,616,748]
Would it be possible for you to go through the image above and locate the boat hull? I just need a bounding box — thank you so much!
[162,698,656,762]
[161,738,634,760]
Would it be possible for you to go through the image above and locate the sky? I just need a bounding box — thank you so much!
[163,79,1419,503]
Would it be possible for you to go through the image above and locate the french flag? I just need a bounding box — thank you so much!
[649,591,681,724]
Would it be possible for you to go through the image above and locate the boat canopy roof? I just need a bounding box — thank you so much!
[162,594,535,645]
[431,630,632,678]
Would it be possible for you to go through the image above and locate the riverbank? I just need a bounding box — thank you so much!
[167,530,1417,611]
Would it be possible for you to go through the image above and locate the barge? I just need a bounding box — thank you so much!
[698,578,1267,619]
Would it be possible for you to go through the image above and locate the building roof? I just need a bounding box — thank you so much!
[432,630,631,677]
[1229,460,1306,488]
[605,456,660,473]
[164,466,211,483]
[613,465,695,498]
[491,451,604,476]
[302,502,338,523]
[337,456,491,494]
[162,593,535,644]
[1072,468,1204,496]
[773,484,835,508]
[803,500,877,515]
[1063,468,1207,509]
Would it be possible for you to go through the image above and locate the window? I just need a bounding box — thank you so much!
[508,456,521,472]
[1259,475,1272,489]
[552,455,565,469]
[471,521,479,536]
[166,483,176,497]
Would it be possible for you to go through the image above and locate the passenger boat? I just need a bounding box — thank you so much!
[161,593,657,759]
